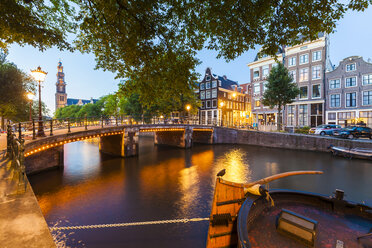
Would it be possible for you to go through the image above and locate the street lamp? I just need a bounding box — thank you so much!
[26,92,35,122]
[185,104,191,124]
[219,101,225,126]
[31,66,47,137]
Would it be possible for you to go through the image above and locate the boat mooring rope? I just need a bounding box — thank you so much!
[50,217,210,231]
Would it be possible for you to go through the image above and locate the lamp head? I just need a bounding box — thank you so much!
[31,66,47,82]
[27,92,35,100]
[186,104,191,111]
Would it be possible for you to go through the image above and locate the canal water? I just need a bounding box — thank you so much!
[29,136,372,248]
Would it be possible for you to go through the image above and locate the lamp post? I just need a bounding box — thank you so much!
[219,101,225,126]
[31,66,47,137]
[26,92,35,122]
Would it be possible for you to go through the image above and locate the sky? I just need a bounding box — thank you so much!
[6,6,372,115]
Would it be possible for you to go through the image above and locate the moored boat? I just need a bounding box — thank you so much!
[330,145,372,160]
[206,170,372,248]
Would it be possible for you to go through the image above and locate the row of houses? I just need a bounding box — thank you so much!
[197,33,372,128]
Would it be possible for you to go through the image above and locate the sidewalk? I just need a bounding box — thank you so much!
[0,158,56,248]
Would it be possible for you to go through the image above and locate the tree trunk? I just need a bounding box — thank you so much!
[277,106,282,131]
[1,115,4,131]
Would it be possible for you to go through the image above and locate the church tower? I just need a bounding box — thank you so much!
[55,61,67,110]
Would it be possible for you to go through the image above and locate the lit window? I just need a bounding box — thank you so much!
[299,68,309,82]
[255,100,260,107]
[312,65,321,79]
[299,86,308,99]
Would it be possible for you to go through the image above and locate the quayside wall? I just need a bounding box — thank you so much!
[213,128,372,152]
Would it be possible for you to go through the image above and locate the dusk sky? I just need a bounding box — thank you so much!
[6,6,372,115]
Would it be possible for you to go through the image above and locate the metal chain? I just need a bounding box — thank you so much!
[50,217,210,231]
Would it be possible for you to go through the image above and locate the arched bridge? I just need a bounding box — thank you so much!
[21,124,216,174]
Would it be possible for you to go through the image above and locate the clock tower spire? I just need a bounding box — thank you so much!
[55,61,67,110]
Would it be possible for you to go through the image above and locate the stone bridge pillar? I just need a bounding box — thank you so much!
[99,128,139,157]
[25,146,64,175]
[154,127,193,148]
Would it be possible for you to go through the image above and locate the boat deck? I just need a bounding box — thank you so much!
[247,197,372,248]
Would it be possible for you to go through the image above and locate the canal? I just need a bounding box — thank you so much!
[29,136,372,248]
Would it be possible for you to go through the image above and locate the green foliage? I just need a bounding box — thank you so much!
[262,62,300,130]
[0,0,76,52]
[295,126,311,134]
[55,104,82,119]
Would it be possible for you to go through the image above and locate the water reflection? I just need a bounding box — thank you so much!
[28,137,372,248]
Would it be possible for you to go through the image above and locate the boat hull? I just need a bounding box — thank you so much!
[330,146,372,160]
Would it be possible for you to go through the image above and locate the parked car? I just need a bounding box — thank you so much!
[308,124,341,136]
[332,126,372,139]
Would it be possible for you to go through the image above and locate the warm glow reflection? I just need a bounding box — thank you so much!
[213,149,251,183]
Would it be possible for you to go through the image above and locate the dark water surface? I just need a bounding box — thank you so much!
[29,136,372,248]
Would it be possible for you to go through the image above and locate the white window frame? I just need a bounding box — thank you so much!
[362,90,372,106]
[262,65,269,77]
[312,65,321,80]
[299,86,308,100]
[312,84,321,99]
[345,92,357,108]
[200,91,205,100]
[212,80,217,88]
[206,100,211,108]
[253,83,260,94]
[345,76,357,88]
[288,56,296,67]
[312,51,322,62]
[329,94,341,108]
[299,54,309,65]
[206,90,211,99]
[299,68,309,82]
[362,74,372,85]
[200,83,205,90]
[329,78,341,89]
[211,89,217,98]
[253,68,260,79]
[346,63,356,72]
[289,70,296,82]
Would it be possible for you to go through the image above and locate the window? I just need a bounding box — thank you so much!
[289,70,296,82]
[212,89,217,98]
[263,81,268,93]
[312,65,321,79]
[272,63,278,68]
[299,86,308,99]
[253,68,260,78]
[218,80,222,87]
[329,79,340,89]
[206,90,211,99]
[312,84,320,98]
[338,112,355,120]
[206,75,211,81]
[213,110,218,118]
[363,74,372,85]
[299,54,309,64]
[330,94,340,108]
[212,80,217,88]
[206,82,211,89]
[59,96,64,101]
[345,77,357,87]
[254,83,260,94]
[299,68,309,82]
[212,99,217,108]
[346,92,356,107]
[287,105,295,126]
[300,46,308,50]
[255,100,260,107]
[312,51,322,61]
[200,83,205,90]
[363,91,372,105]
[200,91,205,99]
[201,101,205,109]
[288,57,296,67]
[262,65,269,77]
[206,100,211,108]
[346,63,356,72]
[328,112,336,120]
[298,105,308,126]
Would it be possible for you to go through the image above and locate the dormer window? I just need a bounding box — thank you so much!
[346,63,356,72]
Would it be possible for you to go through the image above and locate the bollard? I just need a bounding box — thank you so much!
[67,118,71,133]
[50,119,53,136]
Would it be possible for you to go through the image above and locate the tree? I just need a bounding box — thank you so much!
[262,62,299,131]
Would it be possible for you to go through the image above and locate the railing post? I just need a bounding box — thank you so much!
[67,118,71,133]
[101,115,104,128]
[6,123,11,158]
[32,119,36,139]
[19,138,26,191]
[50,119,53,136]
[85,116,88,130]
[18,122,22,139]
